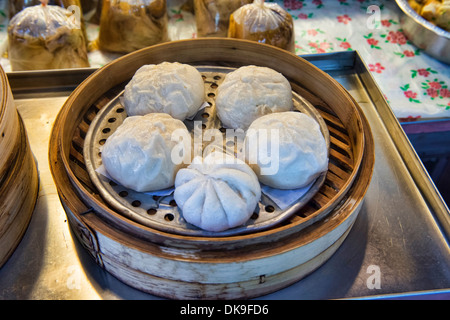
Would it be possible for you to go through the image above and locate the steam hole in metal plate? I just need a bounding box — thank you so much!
[131,200,141,207]
[119,190,128,197]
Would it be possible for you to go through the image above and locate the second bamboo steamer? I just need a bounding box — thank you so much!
[0,65,39,268]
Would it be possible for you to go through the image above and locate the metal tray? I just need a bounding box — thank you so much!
[83,66,329,237]
[0,51,449,300]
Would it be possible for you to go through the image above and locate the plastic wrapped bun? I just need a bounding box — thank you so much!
[244,112,328,189]
[7,3,90,71]
[174,151,261,232]
[228,0,295,53]
[123,62,205,121]
[101,113,191,192]
[194,0,252,37]
[98,0,168,53]
[9,0,82,18]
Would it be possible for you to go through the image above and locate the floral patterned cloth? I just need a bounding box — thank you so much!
[284,0,450,121]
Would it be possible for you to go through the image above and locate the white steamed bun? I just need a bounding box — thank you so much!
[174,151,261,232]
[244,111,328,189]
[123,62,205,120]
[101,113,191,192]
[216,65,293,130]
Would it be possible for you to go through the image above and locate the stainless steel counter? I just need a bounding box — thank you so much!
[0,51,449,300]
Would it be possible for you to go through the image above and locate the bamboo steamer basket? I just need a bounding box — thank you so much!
[0,66,39,268]
[49,38,374,299]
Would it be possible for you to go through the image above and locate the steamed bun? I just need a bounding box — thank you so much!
[174,152,261,232]
[244,112,328,189]
[101,113,191,192]
[216,65,293,130]
[123,62,205,120]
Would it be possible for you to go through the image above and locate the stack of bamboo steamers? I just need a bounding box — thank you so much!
[0,66,39,267]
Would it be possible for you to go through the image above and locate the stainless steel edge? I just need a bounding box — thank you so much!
[352,51,450,244]
[7,67,98,98]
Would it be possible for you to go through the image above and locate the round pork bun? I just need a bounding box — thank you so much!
[244,111,328,189]
[101,113,191,192]
[123,62,205,120]
[174,151,261,232]
[216,65,293,130]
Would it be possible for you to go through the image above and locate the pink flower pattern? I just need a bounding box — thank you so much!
[284,0,304,10]
[440,88,450,98]
[386,31,407,45]
[340,41,351,50]
[404,91,417,99]
[369,63,385,74]
[418,69,430,77]
[337,14,352,24]
[422,79,449,100]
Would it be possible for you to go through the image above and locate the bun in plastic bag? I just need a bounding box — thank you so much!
[9,0,82,18]
[98,0,168,53]
[194,0,252,37]
[7,3,89,70]
[228,0,295,52]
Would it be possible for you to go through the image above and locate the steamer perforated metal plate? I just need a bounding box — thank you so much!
[83,66,330,237]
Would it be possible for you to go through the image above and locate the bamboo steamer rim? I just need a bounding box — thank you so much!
[0,64,21,183]
[0,108,39,268]
[52,38,367,244]
[0,65,8,123]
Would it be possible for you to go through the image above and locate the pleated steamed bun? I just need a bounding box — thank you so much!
[123,62,205,120]
[244,111,328,189]
[216,65,293,130]
[174,151,261,232]
[101,113,191,192]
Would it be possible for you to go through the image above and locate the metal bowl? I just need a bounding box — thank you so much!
[396,0,450,65]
